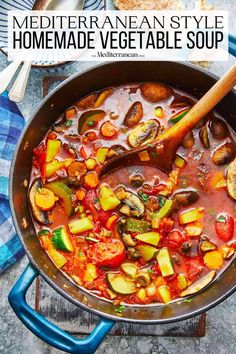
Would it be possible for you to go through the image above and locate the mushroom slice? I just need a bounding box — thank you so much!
[29,179,51,225]
[180,270,216,297]
[123,192,145,217]
[128,119,160,148]
[212,142,236,166]
[124,102,143,127]
[227,158,236,200]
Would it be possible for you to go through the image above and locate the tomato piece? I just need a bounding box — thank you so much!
[83,190,98,219]
[186,258,203,281]
[167,230,185,249]
[87,240,125,268]
[215,213,234,242]
[98,209,112,226]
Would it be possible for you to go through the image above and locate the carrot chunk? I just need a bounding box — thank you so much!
[84,172,99,188]
[203,250,223,270]
[35,188,56,211]
[100,121,117,138]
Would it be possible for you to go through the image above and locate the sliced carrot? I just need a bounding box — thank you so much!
[100,121,117,138]
[35,188,56,211]
[76,189,86,201]
[203,250,223,270]
[185,221,203,237]
[68,161,87,177]
[84,172,99,188]
[106,214,119,230]
[86,131,97,141]
[80,146,87,159]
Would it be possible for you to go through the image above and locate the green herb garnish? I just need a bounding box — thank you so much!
[147,269,154,274]
[138,192,150,203]
[183,298,193,303]
[217,215,226,222]
[65,119,73,127]
[157,196,166,208]
[87,120,95,126]
[115,305,126,314]
[94,197,99,203]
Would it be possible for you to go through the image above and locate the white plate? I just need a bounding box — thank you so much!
[0,0,104,68]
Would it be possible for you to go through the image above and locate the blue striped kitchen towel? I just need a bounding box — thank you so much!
[0,91,25,274]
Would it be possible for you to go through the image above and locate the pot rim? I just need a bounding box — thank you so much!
[9,61,236,324]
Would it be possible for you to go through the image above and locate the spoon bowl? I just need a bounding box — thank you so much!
[33,0,84,10]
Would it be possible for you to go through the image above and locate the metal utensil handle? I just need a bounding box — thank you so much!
[9,263,114,354]
[8,62,32,102]
[0,60,22,95]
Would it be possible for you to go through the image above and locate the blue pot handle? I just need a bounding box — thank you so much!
[8,263,114,354]
[229,34,236,57]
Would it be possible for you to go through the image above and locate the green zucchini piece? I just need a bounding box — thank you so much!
[52,226,74,252]
[68,217,94,234]
[121,263,138,279]
[135,232,160,246]
[78,110,106,134]
[153,199,173,220]
[136,245,158,261]
[125,218,150,233]
[107,273,137,295]
[45,181,72,217]
[156,248,174,277]
[169,108,190,124]
[157,285,171,304]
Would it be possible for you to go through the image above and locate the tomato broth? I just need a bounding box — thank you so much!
[29,82,236,306]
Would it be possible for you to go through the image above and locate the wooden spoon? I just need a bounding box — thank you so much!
[100,63,236,178]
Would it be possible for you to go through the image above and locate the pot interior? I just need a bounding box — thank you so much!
[10,61,236,323]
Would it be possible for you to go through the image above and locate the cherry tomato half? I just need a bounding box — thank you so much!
[87,240,125,268]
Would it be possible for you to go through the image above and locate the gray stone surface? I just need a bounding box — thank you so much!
[1,1,236,352]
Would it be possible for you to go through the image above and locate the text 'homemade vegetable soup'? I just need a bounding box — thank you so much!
[29,83,236,306]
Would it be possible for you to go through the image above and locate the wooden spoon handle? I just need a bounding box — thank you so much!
[158,63,236,143]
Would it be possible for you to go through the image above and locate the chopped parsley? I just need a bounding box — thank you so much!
[147,269,154,274]
[157,196,166,208]
[65,119,73,127]
[37,187,43,194]
[94,197,99,204]
[217,215,226,223]
[138,191,150,203]
[115,305,126,314]
[87,120,95,126]
[183,297,193,303]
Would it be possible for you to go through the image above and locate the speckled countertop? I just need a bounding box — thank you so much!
[1,1,236,353]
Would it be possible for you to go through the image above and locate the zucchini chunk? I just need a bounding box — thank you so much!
[52,226,74,252]
[156,248,174,277]
[107,273,137,295]
[68,217,94,234]
[135,232,160,246]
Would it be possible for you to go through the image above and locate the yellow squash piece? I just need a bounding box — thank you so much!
[46,159,72,178]
[179,208,203,225]
[156,248,174,277]
[46,139,62,163]
[48,249,67,268]
[99,185,121,211]
[135,232,160,246]
[157,285,171,304]
[84,263,97,282]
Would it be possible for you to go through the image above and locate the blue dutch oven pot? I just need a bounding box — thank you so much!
[8,44,236,354]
